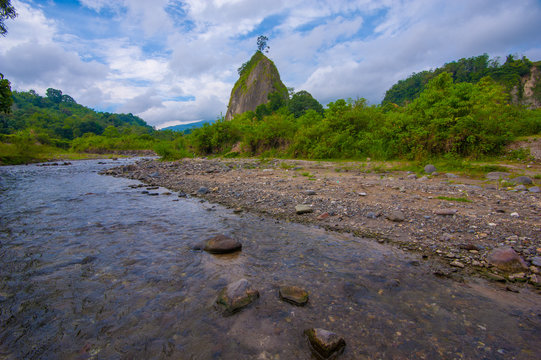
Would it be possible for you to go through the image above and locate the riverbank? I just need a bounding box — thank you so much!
[105,157,541,290]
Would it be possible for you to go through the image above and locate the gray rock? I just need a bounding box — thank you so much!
[446,173,459,179]
[295,204,313,214]
[512,176,533,185]
[424,164,437,174]
[528,186,540,193]
[386,210,405,222]
[215,279,259,315]
[303,190,317,195]
[486,172,510,180]
[435,209,457,216]
[418,176,429,181]
[204,235,242,254]
[197,186,209,194]
[531,257,541,267]
[514,185,527,191]
[366,212,377,219]
[407,174,417,179]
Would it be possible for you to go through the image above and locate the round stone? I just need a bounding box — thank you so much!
[487,247,527,273]
[203,235,242,254]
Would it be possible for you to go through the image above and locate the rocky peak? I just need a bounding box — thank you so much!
[225,51,287,120]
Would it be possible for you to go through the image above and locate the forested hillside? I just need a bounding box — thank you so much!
[383,54,541,107]
[0,89,164,164]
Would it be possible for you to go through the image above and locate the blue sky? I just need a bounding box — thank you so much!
[1,0,541,128]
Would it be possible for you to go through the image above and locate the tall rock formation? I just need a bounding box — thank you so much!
[225,51,287,120]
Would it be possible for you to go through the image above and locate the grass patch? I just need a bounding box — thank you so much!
[436,196,472,203]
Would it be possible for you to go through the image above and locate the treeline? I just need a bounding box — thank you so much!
[0,88,164,164]
[383,54,540,105]
[159,72,541,161]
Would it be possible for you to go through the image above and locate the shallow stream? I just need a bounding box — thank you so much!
[0,159,540,359]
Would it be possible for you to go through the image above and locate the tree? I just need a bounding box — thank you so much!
[288,90,324,117]
[0,73,13,113]
[1,0,17,36]
[257,35,269,53]
[46,88,63,103]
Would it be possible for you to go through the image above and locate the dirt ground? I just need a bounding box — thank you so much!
[105,157,541,290]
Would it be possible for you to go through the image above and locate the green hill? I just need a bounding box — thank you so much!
[383,54,541,107]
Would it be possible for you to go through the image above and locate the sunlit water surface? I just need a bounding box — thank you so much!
[0,159,540,359]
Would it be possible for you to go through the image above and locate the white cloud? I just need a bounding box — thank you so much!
[2,0,540,127]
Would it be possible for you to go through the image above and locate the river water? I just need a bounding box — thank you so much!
[0,159,540,359]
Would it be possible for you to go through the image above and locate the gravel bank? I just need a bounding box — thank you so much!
[104,157,541,290]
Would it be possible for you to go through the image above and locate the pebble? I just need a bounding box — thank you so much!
[450,260,465,268]
[303,190,317,195]
[510,212,519,217]
[295,204,313,214]
[386,210,405,222]
[197,186,209,194]
[435,209,457,216]
[317,212,330,220]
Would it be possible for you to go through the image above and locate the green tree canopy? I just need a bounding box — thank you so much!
[0,73,13,113]
[0,0,17,36]
[288,90,324,118]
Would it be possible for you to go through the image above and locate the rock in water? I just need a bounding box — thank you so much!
[203,235,242,254]
[305,328,346,359]
[225,51,288,121]
[487,247,528,272]
[279,285,309,306]
[215,279,259,315]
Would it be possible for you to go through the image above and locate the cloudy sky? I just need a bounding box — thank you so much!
[1,0,541,128]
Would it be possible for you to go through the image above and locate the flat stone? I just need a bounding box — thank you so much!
[424,164,437,174]
[295,204,313,214]
[317,212,330,220]
[487,247,528,273]
[529,186,540,193]
[197,186,209,194]
[435,209,457,216]
[215,279,259,316]
[303,190,317,195]
[450,260,465,268]
[279,285,309,306]
[386,210,405,222]
[203,235,242,254]
[305,328,346,359]
[486,172,510,180]
[512,176,533,185]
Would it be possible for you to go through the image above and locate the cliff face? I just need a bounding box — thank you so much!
[225,52,287,120]
[511,65,541,109]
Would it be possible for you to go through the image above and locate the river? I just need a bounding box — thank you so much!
[0,159,540,359]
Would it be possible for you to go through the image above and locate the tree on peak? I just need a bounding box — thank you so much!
[257,35,269,53]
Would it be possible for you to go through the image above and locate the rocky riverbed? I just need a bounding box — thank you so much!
[104,157,541,291]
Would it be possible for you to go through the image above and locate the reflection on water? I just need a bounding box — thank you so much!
[0,159,540,359]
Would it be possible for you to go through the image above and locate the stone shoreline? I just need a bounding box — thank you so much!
[104,157,541,291]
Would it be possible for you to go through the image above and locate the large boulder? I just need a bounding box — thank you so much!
[225,51,288,120]
[487,247,528,272]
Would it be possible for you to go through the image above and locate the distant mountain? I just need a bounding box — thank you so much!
[383,54,541,108]
[161,120,214,133]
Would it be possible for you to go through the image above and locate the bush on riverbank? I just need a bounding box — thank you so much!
[180,73,541,162]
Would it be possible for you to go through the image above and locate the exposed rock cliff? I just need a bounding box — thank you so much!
[511,65,541,109]
[225,52,287,120]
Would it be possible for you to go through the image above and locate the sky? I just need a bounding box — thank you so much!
[1,0,541,129]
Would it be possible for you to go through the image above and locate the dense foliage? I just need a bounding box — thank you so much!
[179,74,540,161]
[0,88,161,164]
[384,54,538,105]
